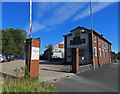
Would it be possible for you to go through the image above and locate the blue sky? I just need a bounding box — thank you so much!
[2,2,118,53]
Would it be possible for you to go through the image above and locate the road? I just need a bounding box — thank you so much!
[54,63,119,92]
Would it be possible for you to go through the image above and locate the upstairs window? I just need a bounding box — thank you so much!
[94,35,96,42]
[74,31,80,37]
[81,38,86,44]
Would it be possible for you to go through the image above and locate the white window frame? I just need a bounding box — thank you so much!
[102,49,105,57]
[99,48,101,57]
[94,47,97,57]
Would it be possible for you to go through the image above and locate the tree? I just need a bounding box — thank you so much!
[111,51,117,62]
[2,30,17,54]
[9,28,26,55]
[2,28,26,55]
[44,44,53,60]
[46,44,53,53]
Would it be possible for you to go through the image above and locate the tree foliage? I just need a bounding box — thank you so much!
[45,44,53,53]
[2,28,26,55]
[111,51,117,62]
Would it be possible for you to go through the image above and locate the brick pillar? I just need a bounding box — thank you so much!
[25,38,40,78]
[72,48,79,73]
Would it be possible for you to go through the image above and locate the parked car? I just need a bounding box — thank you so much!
[0,54,3,62]
[2,54,8,62]
[4,54,15,62]
[9,54,15,61]
[5,54,11,62]
[18,55,26,60]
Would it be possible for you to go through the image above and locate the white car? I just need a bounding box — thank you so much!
[0,54,3,62]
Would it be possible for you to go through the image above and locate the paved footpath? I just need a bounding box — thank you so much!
[0,60,74,81]
[53,63,119,92]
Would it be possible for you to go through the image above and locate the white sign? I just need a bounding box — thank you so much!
[31,47,40,60]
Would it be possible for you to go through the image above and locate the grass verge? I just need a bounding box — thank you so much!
[2,77,56,92]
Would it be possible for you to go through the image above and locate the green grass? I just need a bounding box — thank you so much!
[2,77,56,92]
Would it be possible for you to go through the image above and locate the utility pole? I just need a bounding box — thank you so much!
[25,0,40,78]
[30,0,32,38]
[90,0,95,70]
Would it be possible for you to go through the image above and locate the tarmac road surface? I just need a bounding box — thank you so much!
[54,63,119,92]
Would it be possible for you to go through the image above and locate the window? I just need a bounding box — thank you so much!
[94,47,97,57]
[104,50,106,57]
[94,35,96,42]
[73,36,80,45]
[99,40,101,45]
[70,40,74,45]
[74,31,80,37]
[102,49,105,57]
[99,48,101,57]
[81,38,86,44]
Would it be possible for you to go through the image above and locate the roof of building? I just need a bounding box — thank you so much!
[63,26,112,45]
[59,41,64,44]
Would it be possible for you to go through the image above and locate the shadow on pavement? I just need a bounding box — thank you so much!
[40,61,63,65]
[0,72,17,79]
[41,68,70,73]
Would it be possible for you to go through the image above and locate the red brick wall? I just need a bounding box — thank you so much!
[93,34,111,66]
[29,39,40,78]
[72,48,79,73]
[58,44,64,48]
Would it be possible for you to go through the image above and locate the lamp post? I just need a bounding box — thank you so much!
[30,0,32,38]
[90,0,95,70]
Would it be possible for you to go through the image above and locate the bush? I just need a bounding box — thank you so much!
[2,77,56,92]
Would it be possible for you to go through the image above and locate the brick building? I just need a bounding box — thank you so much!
[63,26,112,67]
[52,41,64,58]
[43,41,64,60]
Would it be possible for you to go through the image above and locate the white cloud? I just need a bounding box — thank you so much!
[44,26,57,32]
[36,2,60,18]
[42,2,86,26]
[29,2,115,33]
[24,21,45,35]
[33,21,45,32]
[73,2,113,21]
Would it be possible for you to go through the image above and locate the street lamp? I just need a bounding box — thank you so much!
[90,0,95,70]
